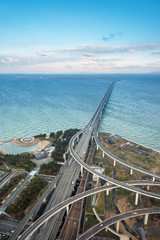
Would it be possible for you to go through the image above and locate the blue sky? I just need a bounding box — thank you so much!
[0,0,160,73]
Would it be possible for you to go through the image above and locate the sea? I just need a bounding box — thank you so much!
[0,74,160,151]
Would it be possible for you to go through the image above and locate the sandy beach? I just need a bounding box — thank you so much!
[36,140,50,151]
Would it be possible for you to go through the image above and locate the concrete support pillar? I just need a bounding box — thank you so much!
[130,168,133,175]
[63,153,66,162]
[153,176,155,182]
[77,136,79,142]
[106,182,110,195]
[67,150,71,159]
[66,205,69,215]
[97,132,98,138]
[97,177,99,184]
[97,145,99,151]
[144,213,149,225]
[116,221,120,233]
[135,193,139,205]
[147,185,150,191]
[54,183,57,188]
[102,151,105,158]
[81,166,83,177]
[114,159,116,166]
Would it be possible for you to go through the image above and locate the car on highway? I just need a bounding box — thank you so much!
[133,211,137,215]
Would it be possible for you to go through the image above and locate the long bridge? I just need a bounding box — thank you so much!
[17,81,160,240]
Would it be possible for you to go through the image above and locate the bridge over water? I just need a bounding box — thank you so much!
[18,81,160,240]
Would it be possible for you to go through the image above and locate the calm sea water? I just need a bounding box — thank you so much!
[0,74,160,151]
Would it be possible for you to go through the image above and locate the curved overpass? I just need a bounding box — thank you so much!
[69,136,160,200]
[78,208,160,240]
[19,181,160,240]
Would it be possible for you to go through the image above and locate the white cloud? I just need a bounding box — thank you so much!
[41,43,160,55]
[0,43,160,73]
[83,52,95,57]
[1,57,19,64]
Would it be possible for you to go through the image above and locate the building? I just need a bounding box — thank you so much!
[107,134,121,144]
[92,167,104,182]
[44,146,55,156]
[119,142,133,151]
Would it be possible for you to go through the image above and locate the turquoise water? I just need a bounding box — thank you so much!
[0,74,160,151]
[0,142,41,154]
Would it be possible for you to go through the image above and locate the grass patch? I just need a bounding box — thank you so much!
[84,214,98,231]
[85,195,93,214]
[95,192,104,215]
[105,166,112,176]
[94,157,103,164]
[116,188,131,197]
[0,162,7,169]
[105,192,114,212]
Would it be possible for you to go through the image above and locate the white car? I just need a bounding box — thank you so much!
[133,211,137,215]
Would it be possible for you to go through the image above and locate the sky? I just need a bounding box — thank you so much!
[0,0,160,74]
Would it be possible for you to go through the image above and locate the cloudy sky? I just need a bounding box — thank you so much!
[0,0,160,73]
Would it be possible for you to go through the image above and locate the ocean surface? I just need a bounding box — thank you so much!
[0,74,160,151]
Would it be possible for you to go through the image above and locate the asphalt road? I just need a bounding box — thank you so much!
[9,169,63,240]
[1,175,31,210]
[12,81,160,240]
[0,170,23,189]
[78,208,160,240]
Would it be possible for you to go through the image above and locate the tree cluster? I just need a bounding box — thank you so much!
[6,177,47,219]
[0,174,25,204]
[0,154,36,171]
[52,128,79,162]
[34,133,46,138]
[39,160,60,175]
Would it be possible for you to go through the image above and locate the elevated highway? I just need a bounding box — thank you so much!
[68,81,160,200]
[18,181,160,240]
[18,81,160,239]
[70,136,160,200]
[78,208,160,240]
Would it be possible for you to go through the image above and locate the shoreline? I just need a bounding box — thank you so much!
[0,130,159,154]
[99,131,160,153]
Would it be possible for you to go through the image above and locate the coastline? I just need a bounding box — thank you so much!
[100,131,160,153]
[0,130,159,155]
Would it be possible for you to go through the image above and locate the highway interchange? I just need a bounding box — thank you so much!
[18,81,160,240]
[78,208,160,240]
